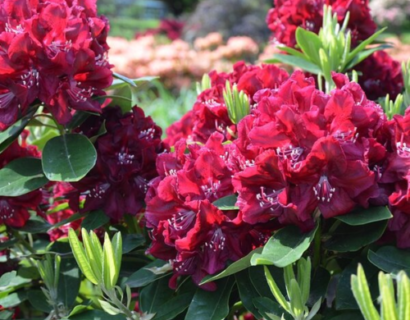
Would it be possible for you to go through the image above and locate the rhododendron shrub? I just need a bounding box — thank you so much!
[0,0,409,319]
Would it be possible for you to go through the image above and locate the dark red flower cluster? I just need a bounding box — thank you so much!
[355,51,404,101]
[380,111,410,248]
[145,133,274,289]
[71,106,167,220]
[0,136,42,227]
[266,0,403,101]
[165,62,289,146]
[266,0,376,48]
[148,65,395,287]
[0,0,112,129]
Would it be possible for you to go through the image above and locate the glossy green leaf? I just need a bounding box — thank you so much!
[325,221,387,252]
[336,259,378,310]
[152,293,192,320]
[336,207,392,226]
[201,247,262,284]
[251,225,317,267]
[81,210,109,231]
[368,246,410,275]
[57,259,81,309]
[122,234,145,254]
[67,310,126,320]
[0,292,27,308]
[102,233,117,290]
[112,232,122,287]
[0,271,31,290]
[378,273,398,320]
[42,134,97,182]
[0,311,13,320]
[68,229,98,285]
[344,44,392,70]
[27,290,52,313]
[0,158,48,196]
[212,194,238,210]
[398,271,410,320]
[351,265,380,320]
[296,27,323,64]
[252,297,289,320]
[139,277,174,314]
[126,260,170,288]
[268,54,322,74]
[18,216,51,234]
[0,109,36,153]
[185,277,235,320]
[99,299,121,315]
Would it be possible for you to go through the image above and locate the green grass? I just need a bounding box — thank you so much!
[109,18,159,39]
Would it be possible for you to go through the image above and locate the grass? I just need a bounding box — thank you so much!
[109,18,159,39]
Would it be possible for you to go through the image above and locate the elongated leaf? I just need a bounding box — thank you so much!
[67,310,126,320]
[68,229,98,284]
[295,28,322,64]
[264,266,289,312]
[336,207,392,226]
[108,75,158,91]
[81,210,109,231]
[42,134,97,182]
[122,234,145,254]
[267,54,322,74]
[139,277,174,314]
[57,259,81,309]
[185,277,235,320]
[0,292,27,308]
[27,290,52,313]
[81,230,103,283]
[0,158,48,196]
[344,44,392,70]
[253,297,289,320]
[251,225,317,267]
[398,272,410,320]
[102,233,117,290]
[378,273,398,320]
[325,221,387,252]
[152,293,192,320]
[112,232,123,286]
[351,265,380,320]
[368,246,410,275]
[201,247,262,284]
[126,260,170,288]
[212,194,238,210]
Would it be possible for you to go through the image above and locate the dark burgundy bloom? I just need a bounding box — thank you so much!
[0,0,113,128]
[165,62,288,145]
[266,0,376,47]
[71,106,167,220]
[355,51,404,101]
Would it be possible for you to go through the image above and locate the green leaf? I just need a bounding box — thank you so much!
[0,158,48,196]
[336,207,392,226]
[336,259,378,310]
[324,220,388,252]
[27,290,52,313]
[378,273,398,320]
[18,216,51,234]
[0,292,27,308]
[351,265,381,320]
[67,310,126,320]
[201,247,262,284]
[109,75,158,91]
[398,271,410,320]
[251,225,317,267]
[0,311,13,320]
[0,109,36,153]
[68,229,98,285]
[152,293,192,320]
[0,239,17,251]
[344,44,392,70]
[295,28,323,64]
[212,194,238,210]
[122,234,145,254]
[368,246,410,274]
[99,299,121,315]
[268,54,322,74]
[252,297,289,320]
[126,260,170,288]
[57,259,81,309]
[139,277,174,314]
[0,271,31,290]
[308,267,330,307]
[81,210,109,231]
[102,233,117,290]
[185,277,235,320]
[42,134,97,182]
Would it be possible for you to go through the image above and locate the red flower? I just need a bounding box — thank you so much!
[266,0,376,47]
[0,0,112,128]
[71,106,166,220]
[355,51,404,101]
